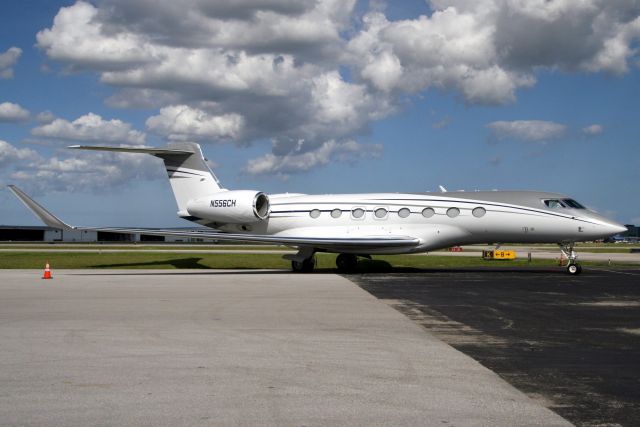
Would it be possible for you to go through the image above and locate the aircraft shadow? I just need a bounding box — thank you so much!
[91,257,212,270]
[79,257,566,276]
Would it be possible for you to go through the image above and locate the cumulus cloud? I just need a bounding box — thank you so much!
[36,1,155,71]
[582,124,604,136]
[33,0,640,176]
[146,105,244,141]
[487,120,567,142]
[31,113,146,144]
[0,140,41,167]
[0,102,30,122]
[36,111,56,124]
[0,47,21,79]
[0,139,162,194]
[244,139,383,179]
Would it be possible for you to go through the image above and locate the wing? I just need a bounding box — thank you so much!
[7,185,420,251]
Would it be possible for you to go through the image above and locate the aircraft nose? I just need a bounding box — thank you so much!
[610,223,628,234]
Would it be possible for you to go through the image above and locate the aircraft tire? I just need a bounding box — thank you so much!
[292,257,315,273]
[336,253,358,273]
[567,264,582,275]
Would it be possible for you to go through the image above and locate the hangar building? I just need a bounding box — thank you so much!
[0,226,219,243]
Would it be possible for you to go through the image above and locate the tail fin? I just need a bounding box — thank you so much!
[69,142,224,215]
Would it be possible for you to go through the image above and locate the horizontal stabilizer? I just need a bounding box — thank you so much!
[68,145,194,156]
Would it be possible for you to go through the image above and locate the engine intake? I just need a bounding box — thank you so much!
[186,190,270,224]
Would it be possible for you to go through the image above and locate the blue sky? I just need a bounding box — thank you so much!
[1,0,639,227]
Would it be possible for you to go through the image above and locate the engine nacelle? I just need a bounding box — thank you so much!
[186,190,270,224]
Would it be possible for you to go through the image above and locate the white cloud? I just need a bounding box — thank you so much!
[31,113,146,144]
[244,139,382,179]
[582,124,604,136]
[432,116,452,130]
[487,120,567,142]
[0,102,30,122]
[146,105,244,141]
[36,111,56,124]
[0,47,21,79]
[36,1,156,71]
[0,140,41,167]
[33,0,640,176]
[348,1,640,104]
[0,140,162,195]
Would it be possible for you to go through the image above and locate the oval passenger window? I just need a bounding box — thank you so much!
[422,207,435,218]
[374,208,387,218]
[352,208,365,218]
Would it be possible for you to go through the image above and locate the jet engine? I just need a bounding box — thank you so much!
[186,190,270,224]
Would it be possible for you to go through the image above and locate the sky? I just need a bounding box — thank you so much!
[0,0,638,227]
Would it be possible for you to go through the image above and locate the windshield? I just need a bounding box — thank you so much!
[562,199,585,209]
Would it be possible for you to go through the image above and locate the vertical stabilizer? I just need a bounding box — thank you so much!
[155,142,224,214]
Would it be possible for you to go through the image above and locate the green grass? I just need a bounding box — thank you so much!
[0,251,632,271]
[0,243,637,254]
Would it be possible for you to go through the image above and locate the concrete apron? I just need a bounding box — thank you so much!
[0,269,571,426]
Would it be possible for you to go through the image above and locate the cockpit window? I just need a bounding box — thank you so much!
[543,199,586,209]
[562,199,585,209]
[543,199,566,208]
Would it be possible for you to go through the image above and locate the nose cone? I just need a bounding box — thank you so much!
[608,222,628,235]
[581,211,628,238]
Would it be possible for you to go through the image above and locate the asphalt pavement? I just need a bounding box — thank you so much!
[352,267,640,427]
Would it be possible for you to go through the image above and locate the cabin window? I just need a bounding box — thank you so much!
[472,207,486,218]
[398,208,411,218]
[447,207,460,218]
[351,208,365,219]
[422,207,435,218]
[374,208,388,219]
[309,209,321,218]
[331,208,342,218]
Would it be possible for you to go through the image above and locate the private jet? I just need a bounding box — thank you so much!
[9,142,627,274]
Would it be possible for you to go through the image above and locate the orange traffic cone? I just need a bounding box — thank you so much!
[42,262,53,280]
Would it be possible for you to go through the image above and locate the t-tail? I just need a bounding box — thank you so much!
[70,142,270,226]
[70,142,224,217]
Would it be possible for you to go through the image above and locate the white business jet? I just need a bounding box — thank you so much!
[9,142,626,275]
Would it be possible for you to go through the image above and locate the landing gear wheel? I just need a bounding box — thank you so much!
[559,242,582,275]
[336,253,358,273]
[567,263,582,275]
[291,257,315,273]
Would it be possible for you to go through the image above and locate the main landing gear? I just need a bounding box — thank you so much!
[335,253,358,273]
[286,249,364,273]
[559,242,582,275]
[287,247,317,273]
[291,257,316,273]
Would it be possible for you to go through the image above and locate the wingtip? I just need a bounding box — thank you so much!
[6,185,73,230]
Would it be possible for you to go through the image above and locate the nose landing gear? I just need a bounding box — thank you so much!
[559,242,582,275]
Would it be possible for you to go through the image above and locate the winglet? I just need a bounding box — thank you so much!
[7,185,73,230]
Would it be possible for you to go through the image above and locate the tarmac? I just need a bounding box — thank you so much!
[0,269,571,426]
[353,267,640,426]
